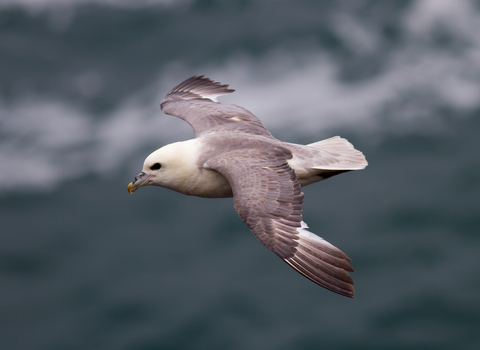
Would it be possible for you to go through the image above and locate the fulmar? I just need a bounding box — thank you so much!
[127,75,367,298]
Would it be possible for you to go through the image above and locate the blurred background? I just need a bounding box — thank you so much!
[1,0,479,349]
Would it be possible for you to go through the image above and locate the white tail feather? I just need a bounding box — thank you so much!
[309,136,368,170]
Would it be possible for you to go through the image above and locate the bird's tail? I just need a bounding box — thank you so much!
[308,136,368,171]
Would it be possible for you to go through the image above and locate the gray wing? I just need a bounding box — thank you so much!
[207,147,355,298]
[160,76,273,138]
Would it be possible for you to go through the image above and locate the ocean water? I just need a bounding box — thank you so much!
[1,1,480,349]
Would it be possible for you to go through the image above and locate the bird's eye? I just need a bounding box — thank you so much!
[150,163,161,170]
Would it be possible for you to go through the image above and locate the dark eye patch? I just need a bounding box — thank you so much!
[150,163,161,170]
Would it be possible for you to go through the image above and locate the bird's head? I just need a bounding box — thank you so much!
[127,141,194,194]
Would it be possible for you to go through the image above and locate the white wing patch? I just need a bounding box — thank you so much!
[203,94,221,102]
[311,164,366,170]
[296,221,338,250]
[198,92,231,102]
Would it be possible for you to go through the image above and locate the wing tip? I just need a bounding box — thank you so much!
[289,222,356,298]
[285,258,356,298]
[162,75,235,105]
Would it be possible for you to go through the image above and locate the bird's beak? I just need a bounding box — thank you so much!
[127,172,152,194]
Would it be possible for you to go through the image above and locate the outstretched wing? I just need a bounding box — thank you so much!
[160,76,273,138]
[206,146,355,298]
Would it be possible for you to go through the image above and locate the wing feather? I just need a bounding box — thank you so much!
[160,76,273,138]
[207,143,355,298]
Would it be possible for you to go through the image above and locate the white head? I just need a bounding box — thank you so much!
[127,140,197,194]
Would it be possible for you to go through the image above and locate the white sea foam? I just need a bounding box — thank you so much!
[0,85,189,192]
[1,0,480,193]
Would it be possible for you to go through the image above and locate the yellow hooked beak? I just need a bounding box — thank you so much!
[127,172,152,194]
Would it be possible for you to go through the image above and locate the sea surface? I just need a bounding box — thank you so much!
[1,1,480,349]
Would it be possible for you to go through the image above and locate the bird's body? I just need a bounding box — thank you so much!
[128,76,367,298]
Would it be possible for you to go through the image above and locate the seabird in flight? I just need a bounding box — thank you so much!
[128,75,367,298]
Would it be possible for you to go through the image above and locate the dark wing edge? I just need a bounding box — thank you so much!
[160,75,234,107]
[207,148,355,298]
[284,221,355,298]
[159,76,273,138]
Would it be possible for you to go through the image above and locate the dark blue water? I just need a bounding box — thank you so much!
[1,1,480,349]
